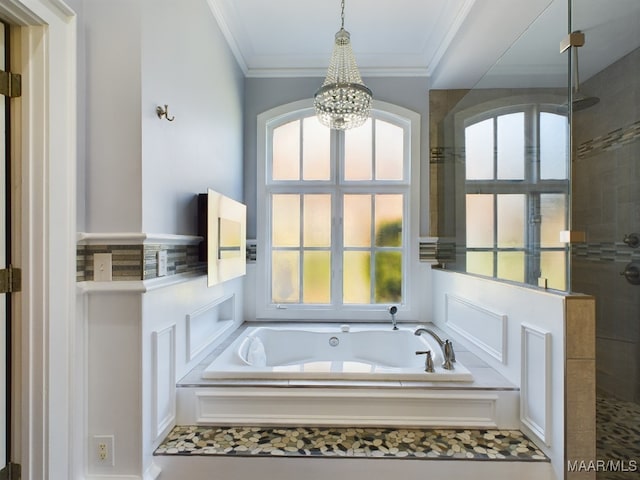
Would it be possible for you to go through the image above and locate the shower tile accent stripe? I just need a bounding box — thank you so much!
[419,238,456,263]
[576,120,640,160]
[155,425,549,462]
[572,242,640,264]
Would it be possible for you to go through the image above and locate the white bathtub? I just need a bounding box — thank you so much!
[202,324,473,382]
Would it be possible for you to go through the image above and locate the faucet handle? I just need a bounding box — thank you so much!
[442,340,455,370]
[415,350,435,372]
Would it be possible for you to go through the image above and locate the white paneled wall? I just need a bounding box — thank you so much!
[430,268,567,480]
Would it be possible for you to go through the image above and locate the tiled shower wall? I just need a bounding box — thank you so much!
[572,47,640,402]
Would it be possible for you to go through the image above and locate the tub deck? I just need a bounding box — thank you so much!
[175,323,519,429]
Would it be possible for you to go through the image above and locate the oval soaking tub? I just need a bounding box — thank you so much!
[202,324,473,382]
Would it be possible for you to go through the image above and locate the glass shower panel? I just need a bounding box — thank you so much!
[539,112,568,179]
[429,0,569,290]
[466,194,494,248]
[497,194,525,248]
[571,0,640,466]
[497,113,525,180]
[465,119,494,180]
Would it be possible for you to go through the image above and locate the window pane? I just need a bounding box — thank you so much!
[343,251,370,304]
[375,119,403,180]
[303,251,331,303]
[344,195,371,247]
[541,251,566,291]
[375,194,403,247]
[272,251,299,303]
[272,194,299,247]
[465,118,494,180]
[497,251,525,283]
[303,194,331,247]
[466,194,494,248]
[497,194,525,248]
[467,252,493,277]
[540,112,568,180]
[375,251,402,303]
[302,116,330,180]
[541,194,566,247]
[344,118,372,180]
[497,112,525,179]
[272,120,300,180]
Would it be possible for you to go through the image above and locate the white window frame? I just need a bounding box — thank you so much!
[256,99,421,321]
[461,103,569,287]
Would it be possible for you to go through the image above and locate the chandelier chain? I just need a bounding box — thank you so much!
[314,0,372,130]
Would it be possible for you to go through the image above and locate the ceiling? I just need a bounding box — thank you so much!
[207,0,640,89]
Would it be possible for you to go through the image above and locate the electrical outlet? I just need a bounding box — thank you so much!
[92,435,115,466]
[157,250,168,277]
[93,253,113,282]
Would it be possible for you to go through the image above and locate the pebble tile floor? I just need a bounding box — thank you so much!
[596,395,640,479]
[155,425,547,462]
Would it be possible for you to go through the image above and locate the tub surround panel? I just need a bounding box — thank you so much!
[430,268,594,480]
[181,387,519,429]
[152,324,177,442]
[520,324,552,447]
[186,295,236,362]
[445,294,508,364]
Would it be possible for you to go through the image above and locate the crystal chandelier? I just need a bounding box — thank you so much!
[314,0,372,130]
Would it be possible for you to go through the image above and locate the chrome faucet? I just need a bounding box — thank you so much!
[415,350,434,372]
[388,305,398,330]
[414,327,456,370]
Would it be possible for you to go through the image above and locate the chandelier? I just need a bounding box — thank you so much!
[314,0,372,130]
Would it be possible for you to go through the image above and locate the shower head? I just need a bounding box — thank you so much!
[572,91,600,111]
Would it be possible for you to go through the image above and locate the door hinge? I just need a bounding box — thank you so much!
[0,70,21,98]
[0,462,21,480]
[0,265,21,293]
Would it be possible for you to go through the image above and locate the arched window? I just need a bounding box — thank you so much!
[463,104,569,289]
[256,100,420,320]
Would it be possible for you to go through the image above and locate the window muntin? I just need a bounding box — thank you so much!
[464,107,568,290]
[266,111,410,310]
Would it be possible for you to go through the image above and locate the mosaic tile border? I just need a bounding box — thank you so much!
[577,120,640,161]
[76,243,205,282]
[155,425,548,462]
[572,242,640,264]
[419,238,457,263]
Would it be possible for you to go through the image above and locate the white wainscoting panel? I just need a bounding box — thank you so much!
[188,387,519,429]
[152,324,176,441]
[445,294,508,363]
[520,323,552,446]
[186,294,235,361]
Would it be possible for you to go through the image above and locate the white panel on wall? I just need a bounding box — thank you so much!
[520,323,552,446]
[152,324,176,441]
[445,294,508,363]
[186,294,235,361]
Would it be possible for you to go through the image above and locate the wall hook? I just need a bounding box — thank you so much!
[156,104,175,122]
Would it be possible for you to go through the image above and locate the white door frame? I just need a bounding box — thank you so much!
[0,1,76,479]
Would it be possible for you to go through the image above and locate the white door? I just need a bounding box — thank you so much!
[0,21,7,473]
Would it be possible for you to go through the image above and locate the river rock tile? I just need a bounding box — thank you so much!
[155,426,549,462]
